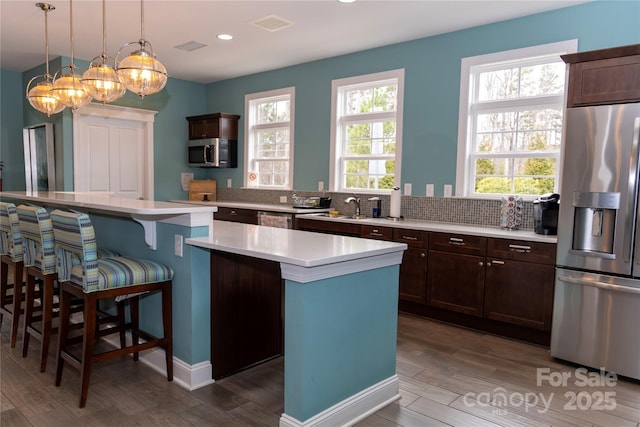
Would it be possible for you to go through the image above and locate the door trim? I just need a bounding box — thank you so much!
[72,103,157,200]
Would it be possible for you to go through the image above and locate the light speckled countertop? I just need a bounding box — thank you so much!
[297,212,557,243]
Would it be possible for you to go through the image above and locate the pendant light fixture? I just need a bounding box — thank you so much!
[51,0,92,110]
[26,3,65,116]
[116,0,168,98]
[81,0,125,103]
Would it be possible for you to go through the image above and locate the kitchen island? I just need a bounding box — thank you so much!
[1,191,407,427]
[187,221,407,427]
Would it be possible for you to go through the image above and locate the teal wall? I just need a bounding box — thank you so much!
[204,0,640,195]
[1,69,25,190]
[2,1,640,197]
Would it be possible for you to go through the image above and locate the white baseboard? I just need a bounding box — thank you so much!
[279,375,400,427]
[102,335,215,391]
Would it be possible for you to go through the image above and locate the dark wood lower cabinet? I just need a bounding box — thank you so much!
[210,250,283,379]
[398,247,427,304]
[427,250,485,316]
[484,259,555,331]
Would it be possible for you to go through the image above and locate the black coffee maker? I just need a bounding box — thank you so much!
[533,193,560,235]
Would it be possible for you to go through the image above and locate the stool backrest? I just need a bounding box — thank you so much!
[50,209,100,291]
[0,202,24,262]
[16,205,56,274]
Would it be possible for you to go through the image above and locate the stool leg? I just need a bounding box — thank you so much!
[55,284,72,387]
[117,300,126,349]
[129,297,139,361]
[0,259,7,325]
[79,293,97,408]
[9,262,24,348]
[162,284,173,381]
[21,272,36,357]
[39,275,55,372]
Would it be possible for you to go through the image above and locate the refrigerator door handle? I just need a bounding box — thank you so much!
[557,274,640,295]
[624,116,640,263]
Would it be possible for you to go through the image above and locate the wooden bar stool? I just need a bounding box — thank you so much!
[0,202,25,347]
[50,209,174,408]
[17,205,62,372]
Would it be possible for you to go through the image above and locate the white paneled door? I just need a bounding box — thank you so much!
[73,104,156,200]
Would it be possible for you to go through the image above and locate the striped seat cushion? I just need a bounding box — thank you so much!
[69,256,174,292]
[0,202,24,262]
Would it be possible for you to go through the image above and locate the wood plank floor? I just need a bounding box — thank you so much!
[2,312,639,426]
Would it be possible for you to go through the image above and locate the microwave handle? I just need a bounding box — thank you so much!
[202,145,209,164]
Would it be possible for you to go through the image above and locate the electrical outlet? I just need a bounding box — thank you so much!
[174,234,183,257]
[227,178,232,188]
[444,184,453,197]
[318,181,324,191]
[404,183,412,196]
[280,195,287,203]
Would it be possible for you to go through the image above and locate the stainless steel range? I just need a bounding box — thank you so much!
[552,102,640,380]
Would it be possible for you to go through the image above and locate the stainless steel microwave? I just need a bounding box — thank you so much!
[187,138,237,168]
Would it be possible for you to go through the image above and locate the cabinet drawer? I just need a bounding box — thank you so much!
[393,229,428,248]
[361,225,392,241]
[215,207,258,224]
[429,232,486,256]
[296,218,361,237]
[488,238,556,265]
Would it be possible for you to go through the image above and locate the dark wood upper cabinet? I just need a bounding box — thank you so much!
[562,44,640,107]
[187,113,240,140]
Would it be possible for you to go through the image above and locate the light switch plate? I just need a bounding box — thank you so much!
[426,184,434,197]
[174,234,183,257]
[404,183,412,196]
[318,181,324,191]
[227,178,232,188]
[444,184,452,197]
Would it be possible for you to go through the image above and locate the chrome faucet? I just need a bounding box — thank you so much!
[344,195,361,217]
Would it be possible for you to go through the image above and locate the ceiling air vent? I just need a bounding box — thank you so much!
[251,14,294,32]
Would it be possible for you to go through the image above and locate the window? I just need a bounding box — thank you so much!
[456,40,577,198]
[330,69,404,193]
[244,87,295,189]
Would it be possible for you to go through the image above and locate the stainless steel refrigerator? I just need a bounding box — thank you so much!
[552,102,640,380]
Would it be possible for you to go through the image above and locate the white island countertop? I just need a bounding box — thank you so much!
[186,220,407,282]
[2,191,218,216]
[1,191,218,250]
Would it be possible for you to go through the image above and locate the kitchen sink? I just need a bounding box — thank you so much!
[314,213,367,220]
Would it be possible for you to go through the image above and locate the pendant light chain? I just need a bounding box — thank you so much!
[43,4,51,79]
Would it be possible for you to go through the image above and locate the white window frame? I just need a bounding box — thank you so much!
[330,69,404,193]
[244,87,295,189]
[455,40,578,199]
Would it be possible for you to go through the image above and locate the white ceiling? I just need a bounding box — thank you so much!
[1,0,590,84]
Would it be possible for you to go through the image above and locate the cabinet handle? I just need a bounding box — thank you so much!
[421,252,426,258]
[509,244,531,253]
[370,232,383,237]
[230,210,237,215]
[487,262,492,267]
[402,235,418,241]
[449,237,466,246]
[491,260,505,265]
[479,261,484,267]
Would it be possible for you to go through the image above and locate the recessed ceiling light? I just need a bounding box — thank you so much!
[217,34,234,41]
[338,0,357,3]
[175,41,207,52]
